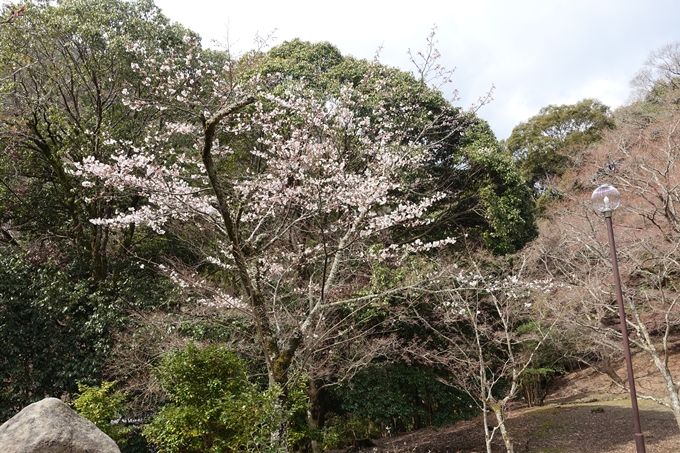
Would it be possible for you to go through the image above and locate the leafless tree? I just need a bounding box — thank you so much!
[405,253,556,453]
[526,105,680,429]
[630,41,680,103]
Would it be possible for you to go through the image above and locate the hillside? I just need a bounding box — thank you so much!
[367,349,680,453]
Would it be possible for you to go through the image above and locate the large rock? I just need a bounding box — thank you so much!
[0,397,121,453]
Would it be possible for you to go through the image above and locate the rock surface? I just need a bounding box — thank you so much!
[0,397,121,453]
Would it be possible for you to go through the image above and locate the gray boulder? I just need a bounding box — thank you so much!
[0,397,121,453]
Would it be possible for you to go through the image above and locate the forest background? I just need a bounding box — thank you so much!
[2,2,680,453]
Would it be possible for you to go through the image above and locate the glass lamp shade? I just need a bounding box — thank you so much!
[592,184,620,212]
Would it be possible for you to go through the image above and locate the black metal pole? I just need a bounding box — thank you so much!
[604,212,646,453]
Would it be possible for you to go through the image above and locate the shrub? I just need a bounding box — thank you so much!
[143,343,284,453]
[71,381,133,447]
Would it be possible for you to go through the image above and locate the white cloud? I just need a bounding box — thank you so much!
[155,0,680,139]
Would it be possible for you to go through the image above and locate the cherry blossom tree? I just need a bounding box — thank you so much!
[257,38,535,255]
[74,31,473,448]
[0,4,23,25]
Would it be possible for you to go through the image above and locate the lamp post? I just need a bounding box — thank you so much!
[591,184,646,453]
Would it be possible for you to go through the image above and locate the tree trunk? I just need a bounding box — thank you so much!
[91,223,109,282]
[490,400,514,453]
[649,352,680,430]
[307,379,324,453]
[271,394,290,453]
[482,402,493,453]
[598,354,625,386]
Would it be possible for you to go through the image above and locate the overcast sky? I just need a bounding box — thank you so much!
[153,0,680,140]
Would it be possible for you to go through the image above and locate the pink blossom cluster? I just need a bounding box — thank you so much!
[76,31,465,319]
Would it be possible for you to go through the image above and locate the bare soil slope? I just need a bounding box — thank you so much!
[368,350,680,453]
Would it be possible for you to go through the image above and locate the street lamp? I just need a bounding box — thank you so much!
[591,184,646,453]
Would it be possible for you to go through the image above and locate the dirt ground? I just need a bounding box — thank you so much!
[366,350,680,453]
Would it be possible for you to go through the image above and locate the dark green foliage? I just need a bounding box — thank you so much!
[506,98,614,192]
[176,319,244,343]
[0,0,191,424]
[423,119,537,254]
[257,39,451,137]
[520,367,561,408]
[0,253,118,421]
[258,39,344,87]
[516,321,576,408]
[337,362,476,433]
[320,414,379,450]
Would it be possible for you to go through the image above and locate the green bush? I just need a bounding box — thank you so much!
[71,381,138,449]
[281,378,313,451]
[143,343,284,453]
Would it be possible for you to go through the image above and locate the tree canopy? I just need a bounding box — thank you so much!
[0,0,195,279]
[506,98,614,195]
[256,40,536,254]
